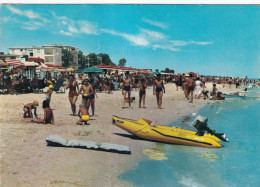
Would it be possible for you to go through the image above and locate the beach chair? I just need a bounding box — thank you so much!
[53,78,65,93]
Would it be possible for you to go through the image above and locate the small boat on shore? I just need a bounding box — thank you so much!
[112,115,228,148]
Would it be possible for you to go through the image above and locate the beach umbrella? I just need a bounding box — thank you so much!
[186,72,198,77]
[84,66,104,73]
[153,71,161,74]
[75,69,85,73]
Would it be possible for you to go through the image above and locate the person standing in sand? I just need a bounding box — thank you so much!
[194,77,202,99]
[66,75,79,116]
[122,72,132,108]
[23,101,39,118]
[186,74,195,103]
[44,84,53,104]
[79,79,94,113]
[138,78,147,108]
[153,74,165,109]
[89,78,98,116]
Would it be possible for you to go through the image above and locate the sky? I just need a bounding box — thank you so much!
[0,4,260,78]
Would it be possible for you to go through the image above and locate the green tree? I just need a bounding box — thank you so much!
[97,53,115,65]
[118,58,126,67]
[87,53,98,66]
[62,49,73,67]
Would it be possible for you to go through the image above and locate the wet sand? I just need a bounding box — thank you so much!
[0,83,239,186]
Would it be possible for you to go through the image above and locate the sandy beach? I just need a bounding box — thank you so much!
[0,82,240,187]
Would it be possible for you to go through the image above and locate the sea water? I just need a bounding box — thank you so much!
[120,88,260,187]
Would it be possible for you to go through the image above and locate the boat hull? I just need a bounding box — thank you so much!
[112,116,223,148]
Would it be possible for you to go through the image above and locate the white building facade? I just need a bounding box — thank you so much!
[9,46,63,66]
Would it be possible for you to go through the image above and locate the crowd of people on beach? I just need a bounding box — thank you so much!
[20,71,259,126]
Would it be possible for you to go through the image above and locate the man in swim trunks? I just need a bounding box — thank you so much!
[77,104,90,125]
[153,74,165,109]
[79,79,94,112]
[23,101,39,118]
[66,75,79,116]
[186,73,195,103]
[138,78,147,108]
[31,100,54,124]
[122,72,132,108]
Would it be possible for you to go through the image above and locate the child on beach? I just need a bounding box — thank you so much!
[77,104,90,125]
[23,101,39,118]
[44,85,53,104]
[31,100,54,124]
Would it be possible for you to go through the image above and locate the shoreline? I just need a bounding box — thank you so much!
[0,83,242,186]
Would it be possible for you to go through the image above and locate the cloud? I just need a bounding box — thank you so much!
[51,12,98,36]
[153,44,180,52]
[60,30,73,36]
[7,5,48,23]
[142,18,168,29]
[170,40,214,46]
[191,41,214,45]
[101,29,150,46]
[140,28,165,40]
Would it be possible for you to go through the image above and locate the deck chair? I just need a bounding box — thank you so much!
[53,78,65,93]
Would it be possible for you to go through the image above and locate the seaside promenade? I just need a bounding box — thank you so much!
[0,82,244,186]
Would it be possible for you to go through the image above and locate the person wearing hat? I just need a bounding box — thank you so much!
[153,74,165,109]
[43,84,53,104]
[23,101,39,118]
[77,104,90,125]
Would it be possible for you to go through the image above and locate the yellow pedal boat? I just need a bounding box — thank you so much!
[112,115,223,148]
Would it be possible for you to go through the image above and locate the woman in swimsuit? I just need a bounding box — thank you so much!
[138,78,147,108]
[66,75,79,116]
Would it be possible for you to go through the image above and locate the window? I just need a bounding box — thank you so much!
[20,49,23,52]
[30,52,33,56]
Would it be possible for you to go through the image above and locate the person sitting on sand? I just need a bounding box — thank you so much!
[186,74,195,103]
[138,78,147,108]
[77,104,90,125]
[23,101,39,118]
[153,74,165,109]
[79,79,94,112]
[31,100,54,124]
[44,85,53,104]
[122,72,133,108]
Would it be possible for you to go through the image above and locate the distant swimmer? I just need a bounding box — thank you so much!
[23,100,39,118]
[66,75,79,116]
[153,74,165,109]
[122,72,132,108]
[31,100,54,124]
[77,104,90,125]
